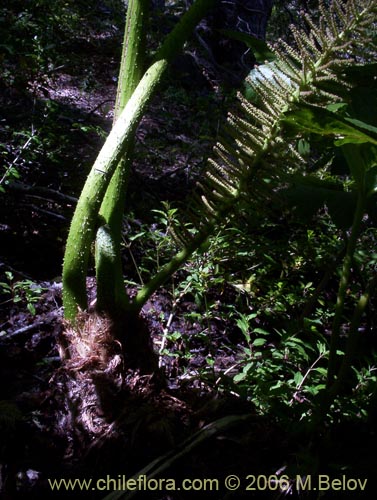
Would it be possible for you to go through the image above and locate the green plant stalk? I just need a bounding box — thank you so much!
[131,222,217,311]
[113,0,149,122]
[96,0,149,314]
[326,189,366,387]
[328,273,377,398]
[95,156,133,314]
[62,0,216,321]
[328,291,369,398]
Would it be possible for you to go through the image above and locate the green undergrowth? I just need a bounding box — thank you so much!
[126,136,377,428]
[0,271,46,316]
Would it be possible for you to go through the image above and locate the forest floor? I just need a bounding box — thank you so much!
[1,16,376,500]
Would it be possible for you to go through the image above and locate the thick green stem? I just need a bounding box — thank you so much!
[113,0,149,122]
[96,0,148,314]
[62,0,216,321]
[326,190,366,387]
[96,156,133,314]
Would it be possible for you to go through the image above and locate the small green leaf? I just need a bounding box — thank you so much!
[313,367,327,376]
[253,327,270,336]
[294,371,304,386]
[27,303,36,315]
[233,372,246,383]
[307,384,326,395]
[327,102,348,113]
[206,357,215,367]
[253,338,267,347]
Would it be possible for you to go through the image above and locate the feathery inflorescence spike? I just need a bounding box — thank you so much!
[170,0,377,249]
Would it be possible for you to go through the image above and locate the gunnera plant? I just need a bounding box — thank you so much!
[58,0,376,448]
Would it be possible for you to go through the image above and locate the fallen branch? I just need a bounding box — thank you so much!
[6,182,77,204]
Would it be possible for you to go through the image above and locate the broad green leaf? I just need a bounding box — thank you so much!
[346,118,377,137]
[341,143,377,190]
[282,174,356,229]
[282,104,377,146]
